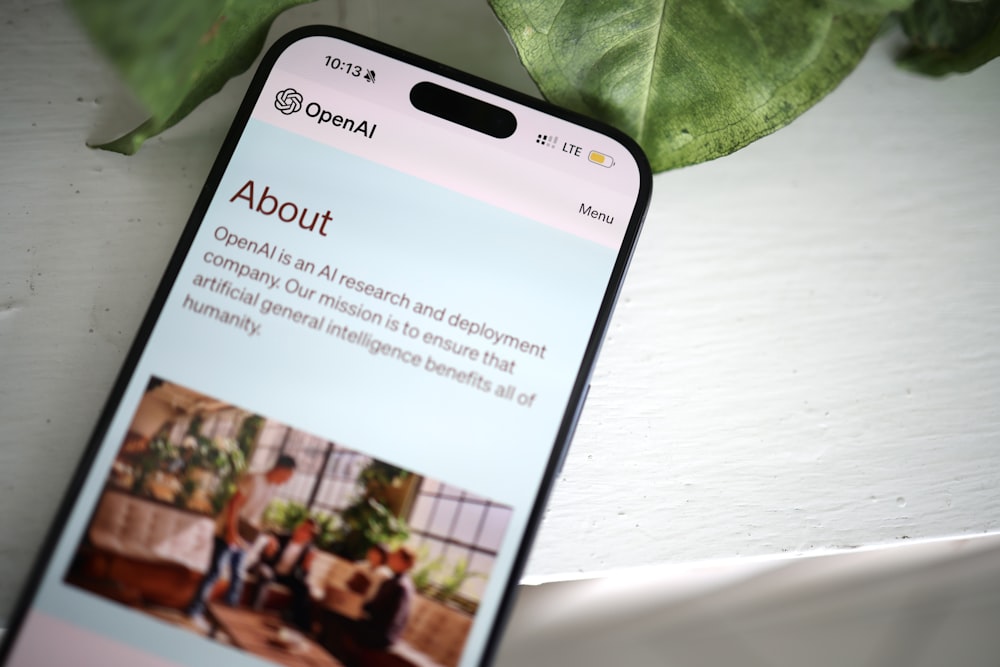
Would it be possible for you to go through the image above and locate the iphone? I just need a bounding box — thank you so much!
[1,26,650,667]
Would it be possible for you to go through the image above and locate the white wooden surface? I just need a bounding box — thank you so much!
[2,0,999,622]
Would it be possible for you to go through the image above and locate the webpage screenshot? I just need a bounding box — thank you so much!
[6,34,643,667]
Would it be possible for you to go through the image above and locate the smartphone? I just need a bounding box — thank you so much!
[0,26,650,667]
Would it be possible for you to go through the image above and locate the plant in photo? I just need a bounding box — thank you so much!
[263,498,313,532]
[113,418,249,513]
[437,558,485,602]
[410,546,485,611]
[262,497,341,546]
[329,495,410,561]
[411,547,444,595]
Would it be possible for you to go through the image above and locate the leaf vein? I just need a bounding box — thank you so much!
[638,0,672,143]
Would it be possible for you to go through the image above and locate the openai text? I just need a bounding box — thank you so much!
[305,102,377,139]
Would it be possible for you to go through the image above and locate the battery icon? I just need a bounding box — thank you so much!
[588,150,614,168]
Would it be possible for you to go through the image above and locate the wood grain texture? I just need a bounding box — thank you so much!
[1,0,998,623]
[525,42,1000,578]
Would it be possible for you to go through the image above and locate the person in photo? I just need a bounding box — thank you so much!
[345,544,393,602]
[186,455,297,622]
[355,545,417,650]
[250,517,317,630]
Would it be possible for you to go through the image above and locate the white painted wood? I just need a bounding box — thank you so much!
[1,0,998,623]
[526,40,1000,580]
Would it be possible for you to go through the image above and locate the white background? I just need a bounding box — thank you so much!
[2,0,999,625]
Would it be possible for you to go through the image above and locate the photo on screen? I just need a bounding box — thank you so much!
[64,376,514,667]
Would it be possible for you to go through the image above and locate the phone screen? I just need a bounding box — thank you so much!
[2,28,649,667]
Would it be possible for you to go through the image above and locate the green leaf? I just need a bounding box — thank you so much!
[489,1,893,172]
[896,0,1000,76]
[69,0,316,154]
[830,0,915,12]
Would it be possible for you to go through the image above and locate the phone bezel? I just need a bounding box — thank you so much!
[0,25,651,667]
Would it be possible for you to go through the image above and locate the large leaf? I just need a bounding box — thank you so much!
[70,0,316,154]
[897,0,1000,76]
[831,0,914,11]
[489,1,897,172]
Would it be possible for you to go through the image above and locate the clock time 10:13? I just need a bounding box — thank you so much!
[324,55,363,77]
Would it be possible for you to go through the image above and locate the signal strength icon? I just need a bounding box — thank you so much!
[536,133,557,148]
[364,69,376,84]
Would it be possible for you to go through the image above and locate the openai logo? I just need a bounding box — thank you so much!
[274,88,303,115]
